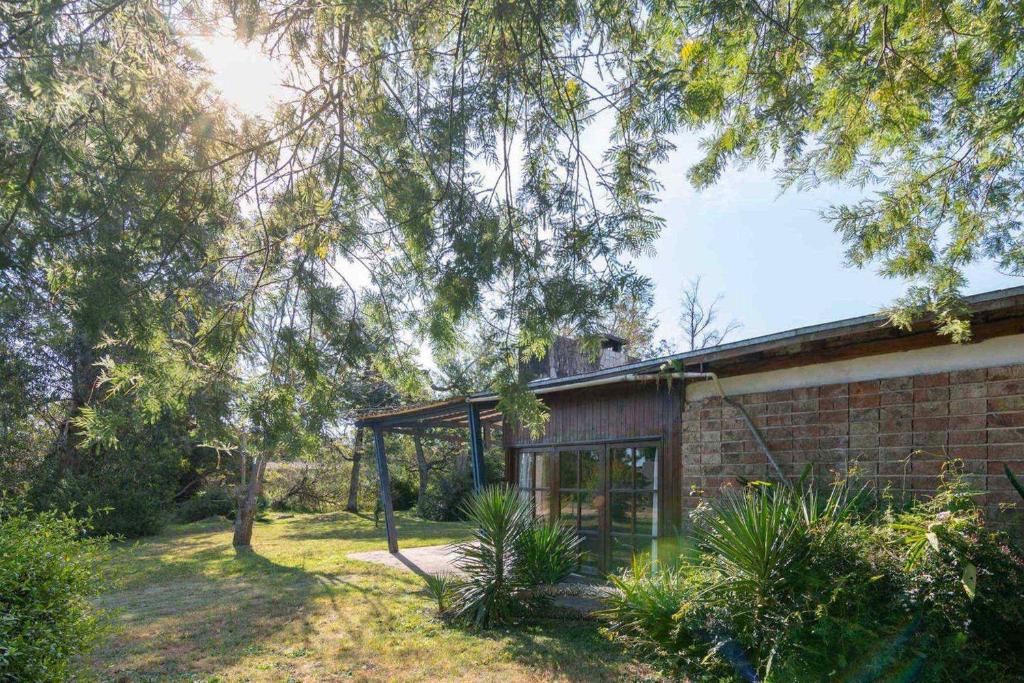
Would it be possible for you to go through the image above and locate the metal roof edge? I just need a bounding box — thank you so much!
[468,284,1024,401]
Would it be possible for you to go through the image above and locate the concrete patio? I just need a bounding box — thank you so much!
[348,543,466,578]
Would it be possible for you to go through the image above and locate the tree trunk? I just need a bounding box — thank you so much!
[345,426,364,513]
[55,329,98,474]
[414,429,429,508]
[234,437,267,548]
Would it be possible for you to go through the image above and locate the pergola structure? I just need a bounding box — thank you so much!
[354,396,502,553]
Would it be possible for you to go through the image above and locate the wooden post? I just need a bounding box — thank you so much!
[372,425,398,553]
[467,404,486,491]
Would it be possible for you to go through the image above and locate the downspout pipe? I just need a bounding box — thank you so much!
[681,372,790,488]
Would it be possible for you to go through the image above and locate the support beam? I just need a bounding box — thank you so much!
[467,403,486,491]
[372,426,398,553]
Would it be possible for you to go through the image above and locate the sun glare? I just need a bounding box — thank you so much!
[188,26,287,118]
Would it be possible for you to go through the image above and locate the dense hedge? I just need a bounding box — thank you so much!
[0,503,108,682]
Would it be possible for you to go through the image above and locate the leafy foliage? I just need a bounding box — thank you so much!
[603,0,1024,337]
[441,486,580,628]
[0,503,108,682]
[602,469,1024,681]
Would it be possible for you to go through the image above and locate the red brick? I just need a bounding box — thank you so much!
[988,365,1024,381]
[914,387,950,402]
[820,409,849,424]
[949,398,986,415]
[987,379,1024,397]
[851,434,880,449]
[851,394,880,408]
[880,432,913,447]
[911,459,948,475]
[819,397,849,411]
[880,376,913,391]
[850,380,880,396]
[913,430,947,447]
[914,401,949,418]
[915,372,950,388]
[988,427,1024,445]
[950,368,987,384]
[850,407,879,422]
[880,405,914,421]
[989,444,1024,461]
[989,396,1024,412]
[950,430,986,446]
[949,414,986,431]
[988,412,1024,428]
[880,390,914,405]
[791,387,818,400]
[819,383,848,398]
[952,445,987,461]
[951,383,986,399]
[988,461,1024,475]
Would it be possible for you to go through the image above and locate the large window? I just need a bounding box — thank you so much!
[608,445,659,570]
[516,451,550,519]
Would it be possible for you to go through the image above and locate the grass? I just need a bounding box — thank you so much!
[88,511,645,682]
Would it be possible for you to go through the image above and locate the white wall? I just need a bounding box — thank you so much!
[685,333,1024,402]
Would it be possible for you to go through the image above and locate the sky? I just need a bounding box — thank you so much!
[190,30,1022,350]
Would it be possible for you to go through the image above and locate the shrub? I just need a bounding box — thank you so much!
[0,503,108,682]
[176,486,234,522]
[515,516,582,587]
[433,486,581,628]
[418,470,473,521]
[423,572,461,615]
[601,467,1024,681]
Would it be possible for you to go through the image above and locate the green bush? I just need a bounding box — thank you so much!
[418,470,474,521]
[516,516,582,586]
[176,486,235,522]
[434,486,581,628]
[602,467,1024,681]
[0,503,108,682]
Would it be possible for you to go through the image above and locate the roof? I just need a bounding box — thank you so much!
[468,284,1024,399]
[358,285,1024,425]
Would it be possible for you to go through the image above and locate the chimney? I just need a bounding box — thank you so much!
[521,333,630,380]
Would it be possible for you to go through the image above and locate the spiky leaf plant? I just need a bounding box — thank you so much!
[451,486,534,628]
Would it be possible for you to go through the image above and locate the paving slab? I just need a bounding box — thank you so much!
[348,543,466,578]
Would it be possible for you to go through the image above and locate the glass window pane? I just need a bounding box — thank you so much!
[610,448,633,488]
[635,493,657,537]
[580,534,600,572]
[580,450,600,490]
[560,492,579,523]
[518,452,533,490]
[534,452,549,489]
[610,537,638,572]
[559,451,578,489]
[636,447,659,490]
[534,489,549,520]
[609,493,632,534]
[579,492,599,531]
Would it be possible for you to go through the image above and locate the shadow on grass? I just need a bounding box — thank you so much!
[93,540,386,680]
[481,618,633,681]
[282,511,471,545]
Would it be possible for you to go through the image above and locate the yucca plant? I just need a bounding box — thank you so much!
[451,486,533,628]
[515,516,581,587]
[422,572,460,615]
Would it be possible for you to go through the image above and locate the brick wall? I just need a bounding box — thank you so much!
[681,363,1024,521]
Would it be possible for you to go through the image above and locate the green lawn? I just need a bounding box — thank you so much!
[89,511,646,681]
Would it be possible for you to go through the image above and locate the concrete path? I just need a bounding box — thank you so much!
[348,543,614,618]
[348,543,466,578]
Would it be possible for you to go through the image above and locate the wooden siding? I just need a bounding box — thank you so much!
[504,381,684,533]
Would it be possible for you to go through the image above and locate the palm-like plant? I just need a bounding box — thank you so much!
[448,486,582,628]
[451,486,534,628]
[516,517,582,587]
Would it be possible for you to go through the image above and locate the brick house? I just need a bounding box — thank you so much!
[358,286,1024,572]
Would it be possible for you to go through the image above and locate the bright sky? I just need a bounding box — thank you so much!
[191,32,1022,351]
